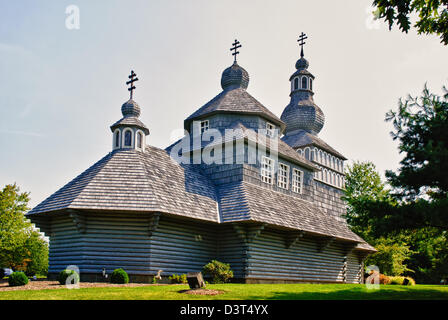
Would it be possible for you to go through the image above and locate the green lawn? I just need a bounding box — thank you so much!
[1,283,448,300]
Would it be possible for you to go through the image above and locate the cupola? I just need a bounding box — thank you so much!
[281,33,325,136]
[110,70,149,151]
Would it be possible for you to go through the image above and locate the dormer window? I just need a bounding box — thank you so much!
[301,77,308,89]
[309,78,313,91]
[124,129,132,147]
[200,120,209,134]
[266,122,275,137]
[294,77,299,90]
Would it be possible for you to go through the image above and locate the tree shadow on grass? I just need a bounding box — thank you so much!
[245,286,448,300]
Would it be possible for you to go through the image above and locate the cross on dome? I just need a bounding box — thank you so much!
[230,39,242,63]
[297,32,308,58]
[126,70,139,99]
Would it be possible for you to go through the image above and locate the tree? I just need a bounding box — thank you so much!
[365,237,413,276]
[373,0,448,44]
[0,184,48,275]
[342,161,394,242]
[385,85,448,200]
[362,85,448,234]
[0,184,32,269]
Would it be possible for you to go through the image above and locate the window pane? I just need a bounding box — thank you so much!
[115,131,120,147]
[125,131,132,146]
[137,133,142,148]
[301,77,307,89]
[261,157,274,184]
[277,163,289,189]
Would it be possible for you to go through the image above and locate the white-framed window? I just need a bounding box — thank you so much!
[294,77,299,90]
[123,129,133,147]
[277,163,290,189]
[266,122,275,137]
[297,149,303,156]
[301,76,308,89]
[200,120,209,134]
[292,168,303,194]
[261,156,274,184]
[310,78,313,91]
[304,147,310,160]
[136,131,143,150]
[113,129,121,149]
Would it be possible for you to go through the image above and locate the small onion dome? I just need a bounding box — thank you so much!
[221,62,249,90]
[281,92,325,135]
[295,57,309,70]
[121,99,141,117]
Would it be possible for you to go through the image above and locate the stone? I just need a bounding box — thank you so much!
[187,272,206,289]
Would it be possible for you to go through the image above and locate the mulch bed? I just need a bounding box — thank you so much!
[0,280,163,292]
[179,289,224,296]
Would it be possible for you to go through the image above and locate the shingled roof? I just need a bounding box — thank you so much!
[28,145,373,251]
[184,88,286,132]
[282,129,347,160]
[218,181,375,251]
[27,147,219,222]
[169,122,318,171]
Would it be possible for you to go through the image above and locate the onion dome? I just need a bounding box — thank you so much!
[295,57,309,70]
[221,62,249,90]
[281,52,325,136]
[121,99,141,117]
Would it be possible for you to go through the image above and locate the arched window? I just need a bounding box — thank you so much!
[309,78,313,91]
[297,149,303,156]
[311,148,315,161]
[301,77,308,89]
[137,132,143,149]
[324,169,328,182]
[124,130,132,147]
[114,130,120,148]
[304,147,310,160]
[319,150,323,163]
[294,77,299,90]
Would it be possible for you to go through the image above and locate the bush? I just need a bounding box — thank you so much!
[202,260,233,284]
[8,272,29,287]
[110,268,129,284]
[0,268,5,280]
[389,276,416,285]
[169,273,187,284]
[58,269,80,285]
[379,274,391,285]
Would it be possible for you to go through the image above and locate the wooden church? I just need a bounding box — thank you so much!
[27,36,375,283]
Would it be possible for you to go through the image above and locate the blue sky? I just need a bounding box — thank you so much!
[0,0,446,207]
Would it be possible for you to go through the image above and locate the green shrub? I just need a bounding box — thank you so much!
[202,260,233,284]
[0,268,5,280]
[58,269,80,285]
[389,276,416,285]
[8,272,29,287]
[169,273,187,284]
[110,268,129,284]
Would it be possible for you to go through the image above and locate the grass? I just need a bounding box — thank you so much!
[0,283,448,300]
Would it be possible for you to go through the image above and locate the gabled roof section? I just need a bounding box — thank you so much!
[218,181,375,252]
[170,122,318,171]
[27,147,219,222]
[184,88,286,132]
[282,129,347,160]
